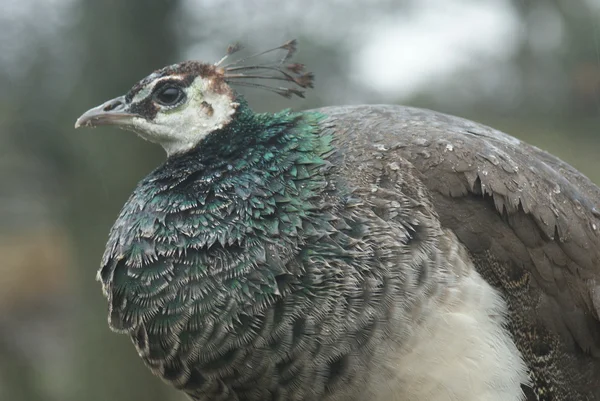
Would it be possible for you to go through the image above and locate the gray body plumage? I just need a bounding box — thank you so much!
[97,104,600,401]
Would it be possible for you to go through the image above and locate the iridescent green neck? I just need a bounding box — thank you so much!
[103,99,335,330]
[185,97,325,162]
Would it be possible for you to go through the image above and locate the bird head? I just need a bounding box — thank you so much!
[75,40,314,156]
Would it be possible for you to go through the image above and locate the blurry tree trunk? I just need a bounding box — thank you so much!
[65,1,183,400]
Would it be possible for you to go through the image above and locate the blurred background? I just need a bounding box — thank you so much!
[0,0,599,399]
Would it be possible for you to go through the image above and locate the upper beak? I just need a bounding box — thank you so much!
[74,96,138,129]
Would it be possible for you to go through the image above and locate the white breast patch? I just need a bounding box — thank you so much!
[372,262,528,401]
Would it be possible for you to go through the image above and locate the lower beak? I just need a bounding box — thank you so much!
[75,96,138,129]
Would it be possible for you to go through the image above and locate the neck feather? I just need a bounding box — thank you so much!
[101,102,334,328]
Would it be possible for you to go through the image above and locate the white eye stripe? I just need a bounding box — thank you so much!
[132,75,187,103]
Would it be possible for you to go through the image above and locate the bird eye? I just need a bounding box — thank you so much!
[154,86,184,106]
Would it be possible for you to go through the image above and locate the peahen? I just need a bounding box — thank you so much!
[75,40,600,401]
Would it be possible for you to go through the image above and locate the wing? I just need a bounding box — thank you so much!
[315,104,600,400]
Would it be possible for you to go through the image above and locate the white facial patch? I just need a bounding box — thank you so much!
[131,72,165,103]
[131,76,238,156]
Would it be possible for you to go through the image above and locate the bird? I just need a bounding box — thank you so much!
[75,40,600,401]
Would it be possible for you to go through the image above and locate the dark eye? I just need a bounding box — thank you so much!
[154,86,184,106]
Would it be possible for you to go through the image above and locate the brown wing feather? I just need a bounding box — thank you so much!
[316,104,600,399]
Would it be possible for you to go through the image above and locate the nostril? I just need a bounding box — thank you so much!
[104,99,124,112]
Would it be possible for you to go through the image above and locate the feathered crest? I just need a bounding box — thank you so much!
[215,39,314,99]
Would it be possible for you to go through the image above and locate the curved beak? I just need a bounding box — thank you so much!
[74,96,138,129]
